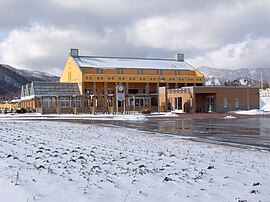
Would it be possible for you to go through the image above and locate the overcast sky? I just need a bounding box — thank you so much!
[1,0,270,76]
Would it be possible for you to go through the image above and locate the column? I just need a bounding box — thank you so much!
[114,82,117,114]
[145,82,150,109]
[125,82,129,113]
[165,83,169,112]
[92,82,97,114]
[50,97,53,114]
[74,96,77,114]
[157,82,160,112]
[103,82,108,114]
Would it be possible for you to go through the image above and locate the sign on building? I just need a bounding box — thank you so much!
[116,84,125,101]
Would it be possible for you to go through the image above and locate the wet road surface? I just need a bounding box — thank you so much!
[7,116,270,151]
[51,117,270,152]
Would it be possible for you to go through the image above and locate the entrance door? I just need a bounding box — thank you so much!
[206,96,215,112]
[174,97,182,110]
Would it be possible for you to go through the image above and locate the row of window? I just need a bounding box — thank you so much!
[223,98,239,108]
[85,88,144,95]
[85,76,203,82]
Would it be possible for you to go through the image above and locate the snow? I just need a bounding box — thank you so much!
[233,109,270,115]
[73,56,195,70]
[204,78,221,86]
[0,119,270,201]
[261,103,270,112]
[0,112,177,121]
[224,115,236,119]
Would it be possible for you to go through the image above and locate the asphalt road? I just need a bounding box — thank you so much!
[6,116,270,151]
[99,117,270,152]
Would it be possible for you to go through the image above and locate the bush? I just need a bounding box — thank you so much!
[16,108,27,114]
[139,108,151,114]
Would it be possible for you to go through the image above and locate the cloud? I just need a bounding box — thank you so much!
[0,24,72,75]
[1,0,270,75]
[189,37,270,69]
[0,23,135,75]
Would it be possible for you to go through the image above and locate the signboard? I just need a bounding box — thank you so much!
[116,84,125,101]
[117,93,125,101]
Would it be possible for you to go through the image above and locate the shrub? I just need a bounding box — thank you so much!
[16,108,27,114]
[139,108,151,114]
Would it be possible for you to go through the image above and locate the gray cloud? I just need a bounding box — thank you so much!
[0,0,270,75]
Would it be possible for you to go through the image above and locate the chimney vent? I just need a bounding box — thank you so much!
[70,49,79,57]
[174,53,184,61]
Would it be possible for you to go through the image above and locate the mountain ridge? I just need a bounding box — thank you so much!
[0,64,59,99]
[197,66,270,86]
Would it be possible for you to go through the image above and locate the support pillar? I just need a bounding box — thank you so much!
[103,82,108,114]
[165,83,169,112]
[57,96,61,114]
[93,82,97,114]
[125,82,129,113]
[157,82,160,113]
[50,97,53,114]
[114,82,118,114]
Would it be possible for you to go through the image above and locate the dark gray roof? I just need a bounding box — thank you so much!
[32,82,81,96]
[21,82,81,98]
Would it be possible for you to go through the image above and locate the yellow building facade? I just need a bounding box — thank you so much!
[60,49,205,113]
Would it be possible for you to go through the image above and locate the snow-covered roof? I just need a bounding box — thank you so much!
[73,56,195,70]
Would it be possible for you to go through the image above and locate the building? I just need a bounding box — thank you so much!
[21,82,83,114]
[60,49,204,113]
[166,86,260,113]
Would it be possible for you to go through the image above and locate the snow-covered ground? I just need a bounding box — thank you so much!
[0,112,178,121]
[0,120,269,202]
[232,109,270,115]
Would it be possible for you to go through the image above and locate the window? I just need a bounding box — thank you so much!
[235,98,239,108]
[85,88,92,94]
[108,88,114,94]
[128,89,139,94]
[174,97,182,110]
[224,98,228,108]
